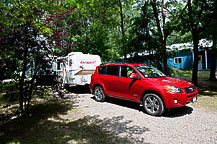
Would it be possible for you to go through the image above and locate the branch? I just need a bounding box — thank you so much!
[161,1,188,23]
[164,7,175,17]
[174,1,188,23]
[161,0,165,27]
[151,0,164,43]
[187,0,194,30]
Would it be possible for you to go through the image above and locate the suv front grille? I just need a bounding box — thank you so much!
[184,86,196,94]
[187,93,197,98]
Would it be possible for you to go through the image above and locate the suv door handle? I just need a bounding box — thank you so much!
[116,80,120,83]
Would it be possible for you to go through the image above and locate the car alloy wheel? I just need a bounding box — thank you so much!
[143,93,165,116]
[94,86,105,102]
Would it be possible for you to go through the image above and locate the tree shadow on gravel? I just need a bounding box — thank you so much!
[99,97,193,118]
[88,115,150,144]
[0,99,149,144]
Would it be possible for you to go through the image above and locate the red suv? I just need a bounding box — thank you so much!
[90,63,198,116]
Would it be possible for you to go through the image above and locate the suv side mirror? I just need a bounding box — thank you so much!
[129,74,138,79]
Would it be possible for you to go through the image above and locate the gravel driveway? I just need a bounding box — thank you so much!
[68,93,217,144]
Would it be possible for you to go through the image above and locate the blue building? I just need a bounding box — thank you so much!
[167,53,193,70]
[126,39,217,70]
[167,39,217,70]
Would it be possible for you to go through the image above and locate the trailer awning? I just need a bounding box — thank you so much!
[74,70,95,75]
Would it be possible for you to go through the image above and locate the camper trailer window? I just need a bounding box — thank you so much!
[65,59,68,65]
[69,59,72,66]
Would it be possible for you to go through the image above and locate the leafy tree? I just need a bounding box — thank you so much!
[150,0,170,74]
[128,1,162,69]
[204,0,217,81]
[149,0,191,75]
[0,0,70,115]
[178,0,216,85]
[61,0,136,62]
[45,6,76,56]
[128,0,189,74]
[62,0,119,61]
[209,39,217,81]
[118,0,134,61]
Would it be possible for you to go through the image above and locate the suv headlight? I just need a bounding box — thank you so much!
[165,85,183,93]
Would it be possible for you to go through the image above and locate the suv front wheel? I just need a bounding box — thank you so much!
[94,86,106,102]
[143,93,165,116]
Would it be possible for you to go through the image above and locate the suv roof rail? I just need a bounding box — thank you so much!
[100,62,127,65]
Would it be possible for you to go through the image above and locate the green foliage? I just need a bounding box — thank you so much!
[127,1,163,69]
[0,0,65,114]
[0,0,59,32]
[57,0,138,62]
[167,31,192,45]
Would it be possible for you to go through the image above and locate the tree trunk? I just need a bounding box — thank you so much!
[19,25,28,114]
[192,31,199,86]
[151,0,168,75]
[209,39,217,81]
[161,42,168,75]
[26,74,36,111]
[26,61,38,111]
[118,0,127,62]
[187,0,199,86]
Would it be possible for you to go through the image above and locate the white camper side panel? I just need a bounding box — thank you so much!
[65,53,101,86]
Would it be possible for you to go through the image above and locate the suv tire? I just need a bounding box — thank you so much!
[143,93,165,116]
[94,86,106,102]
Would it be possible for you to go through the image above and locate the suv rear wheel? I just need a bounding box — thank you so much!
[143,93,165,116]
[94,86,105,102]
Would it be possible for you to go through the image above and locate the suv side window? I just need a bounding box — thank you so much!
[98,66,106,74]
[120,65,137,78]
[106,65,119,76]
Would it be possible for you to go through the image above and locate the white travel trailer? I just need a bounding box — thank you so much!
[54,52,101,87]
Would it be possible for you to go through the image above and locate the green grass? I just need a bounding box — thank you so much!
[194,96,217,112]
[174,70,217,111]
[175,69,217,80]
[176,70,192,77]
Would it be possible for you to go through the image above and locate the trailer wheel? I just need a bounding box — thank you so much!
[51,83,61,92]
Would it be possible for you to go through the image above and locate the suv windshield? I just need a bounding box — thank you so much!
[134,66,166,78]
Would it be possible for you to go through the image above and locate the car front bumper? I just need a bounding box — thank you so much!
[164,91,198,108]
